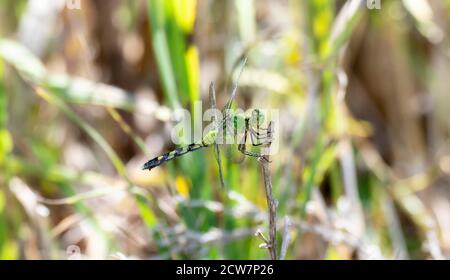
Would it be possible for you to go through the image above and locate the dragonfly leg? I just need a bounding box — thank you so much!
[250,129,270,139]
[249,130,265,146]
[238,124,259,158]
[249,121,273,146]
[239,143,272,161]
[239,125,269,158]
[238,143,264,158]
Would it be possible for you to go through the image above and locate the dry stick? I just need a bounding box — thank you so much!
[259,156,277,260]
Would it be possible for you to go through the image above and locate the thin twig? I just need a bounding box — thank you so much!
[259,156,277,260]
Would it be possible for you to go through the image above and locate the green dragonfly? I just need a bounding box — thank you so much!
[142,58,273,188]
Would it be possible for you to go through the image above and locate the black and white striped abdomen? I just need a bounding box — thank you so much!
[142,143,208,170]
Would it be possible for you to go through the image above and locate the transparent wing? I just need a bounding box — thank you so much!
[209,82,226,189]
[221,57,247,164]
[225,115,246,164]
[208,57,247,188]
[224,57,247,111]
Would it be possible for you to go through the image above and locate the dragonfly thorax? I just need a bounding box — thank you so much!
[203,129,218,145]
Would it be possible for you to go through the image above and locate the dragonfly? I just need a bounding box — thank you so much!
[142,58,273,188]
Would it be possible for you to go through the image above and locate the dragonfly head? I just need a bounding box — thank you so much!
[250,109,265,127]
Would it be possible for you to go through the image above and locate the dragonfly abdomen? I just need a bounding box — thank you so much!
[142,143,208,170]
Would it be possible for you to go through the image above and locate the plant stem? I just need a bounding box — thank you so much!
[259,156,277,260]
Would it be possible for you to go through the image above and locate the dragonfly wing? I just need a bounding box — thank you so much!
[222,115,245,164]
[209,82,226,189]
[224,57,247,111]
[208,57,247,189]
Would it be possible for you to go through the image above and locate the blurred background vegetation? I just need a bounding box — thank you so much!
[0,0,449,260]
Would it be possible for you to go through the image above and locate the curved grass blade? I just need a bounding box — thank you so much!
[107,107,151,158]
[0,39,171,120]
[34,87,127,178]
